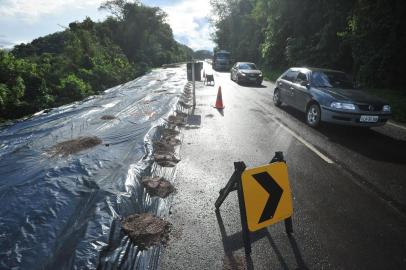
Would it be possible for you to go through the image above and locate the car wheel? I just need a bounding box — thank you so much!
[306,103,321,127]
[230,73,233,81]
[273,89,282,107]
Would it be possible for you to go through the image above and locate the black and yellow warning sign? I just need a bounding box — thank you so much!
[214,152,293,255]
[241,162,293,232]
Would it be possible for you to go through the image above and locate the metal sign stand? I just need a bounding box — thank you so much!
[215,161,251,254]
[215,152,293,255]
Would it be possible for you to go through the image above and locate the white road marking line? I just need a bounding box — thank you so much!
[388,121,406,131]
[272,117,335,164]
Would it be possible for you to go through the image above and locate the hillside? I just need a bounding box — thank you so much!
[0,1,193,121]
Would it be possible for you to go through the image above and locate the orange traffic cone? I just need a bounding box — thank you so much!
[214,86,225,109]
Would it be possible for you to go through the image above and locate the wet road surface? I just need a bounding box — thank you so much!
[159,63,406,269]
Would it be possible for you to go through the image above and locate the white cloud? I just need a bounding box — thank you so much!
[161,0,214,51]
[0,0,214,50]
[0,0,104,22]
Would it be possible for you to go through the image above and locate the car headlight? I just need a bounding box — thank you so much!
[239,72,247,76]
[259,72,263,77]
[383,105,391,112]
[330,102,356,110]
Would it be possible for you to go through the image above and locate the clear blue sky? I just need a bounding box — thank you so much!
[0,0,214,51]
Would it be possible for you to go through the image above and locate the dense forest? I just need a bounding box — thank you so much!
[193,50,214,60]
[210,0,406,90]
[0,0,193,121]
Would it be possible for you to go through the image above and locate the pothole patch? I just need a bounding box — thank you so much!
[142,176,175,198]
[49,136,102,156]
[122,213,171,250]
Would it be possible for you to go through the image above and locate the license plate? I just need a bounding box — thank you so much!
[249,77,256,81]
[360,115,378,122]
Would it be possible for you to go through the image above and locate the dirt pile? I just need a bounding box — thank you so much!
[121,213,171,250]
[101,115,116,120]
[175,110,188,118]
[159,127,180,137]
[153,126,182,167]
[166,114,187,126]
[49,136,102,156]
[178,83,193,109]
[162,136,181,146]
[142,176,175,198]
[223,255,247,270]
[153,141,175,153]
[153,152,180,167]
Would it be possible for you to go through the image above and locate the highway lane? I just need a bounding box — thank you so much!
[159,64,406,269]
[215,68,406,213]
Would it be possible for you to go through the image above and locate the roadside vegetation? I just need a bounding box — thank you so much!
[367,89,406,123]
[0,0,193,121]
[210,0,406,122]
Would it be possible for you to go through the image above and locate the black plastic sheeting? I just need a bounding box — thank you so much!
[0,66,187,269]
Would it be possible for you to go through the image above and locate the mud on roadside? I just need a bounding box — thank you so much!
[121,81,194,252]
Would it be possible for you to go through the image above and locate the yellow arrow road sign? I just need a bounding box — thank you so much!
[241,162,293,232]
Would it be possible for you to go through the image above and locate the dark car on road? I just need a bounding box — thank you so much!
[230,62,263,86]
[273,67,391,127]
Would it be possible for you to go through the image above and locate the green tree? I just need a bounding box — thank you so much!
[34,79,54,109]
[211,0,262,63]
[11,76,26,105]
[211,0,405,91]
[1,1,193,121]
[0,83,8,110]
[59,74,93,101]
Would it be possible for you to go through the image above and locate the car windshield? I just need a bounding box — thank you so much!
[239,63,257,70]
[216,53,230,59]
[311,71,353,88]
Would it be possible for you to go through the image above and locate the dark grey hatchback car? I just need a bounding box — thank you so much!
[273,67,391,127]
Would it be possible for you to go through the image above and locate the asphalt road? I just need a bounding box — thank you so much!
[159,63,406,269]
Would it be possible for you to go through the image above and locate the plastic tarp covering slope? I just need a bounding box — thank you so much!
[0,66,187,269]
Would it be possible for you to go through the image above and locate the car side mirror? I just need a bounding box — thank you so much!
[300,81,310,88]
